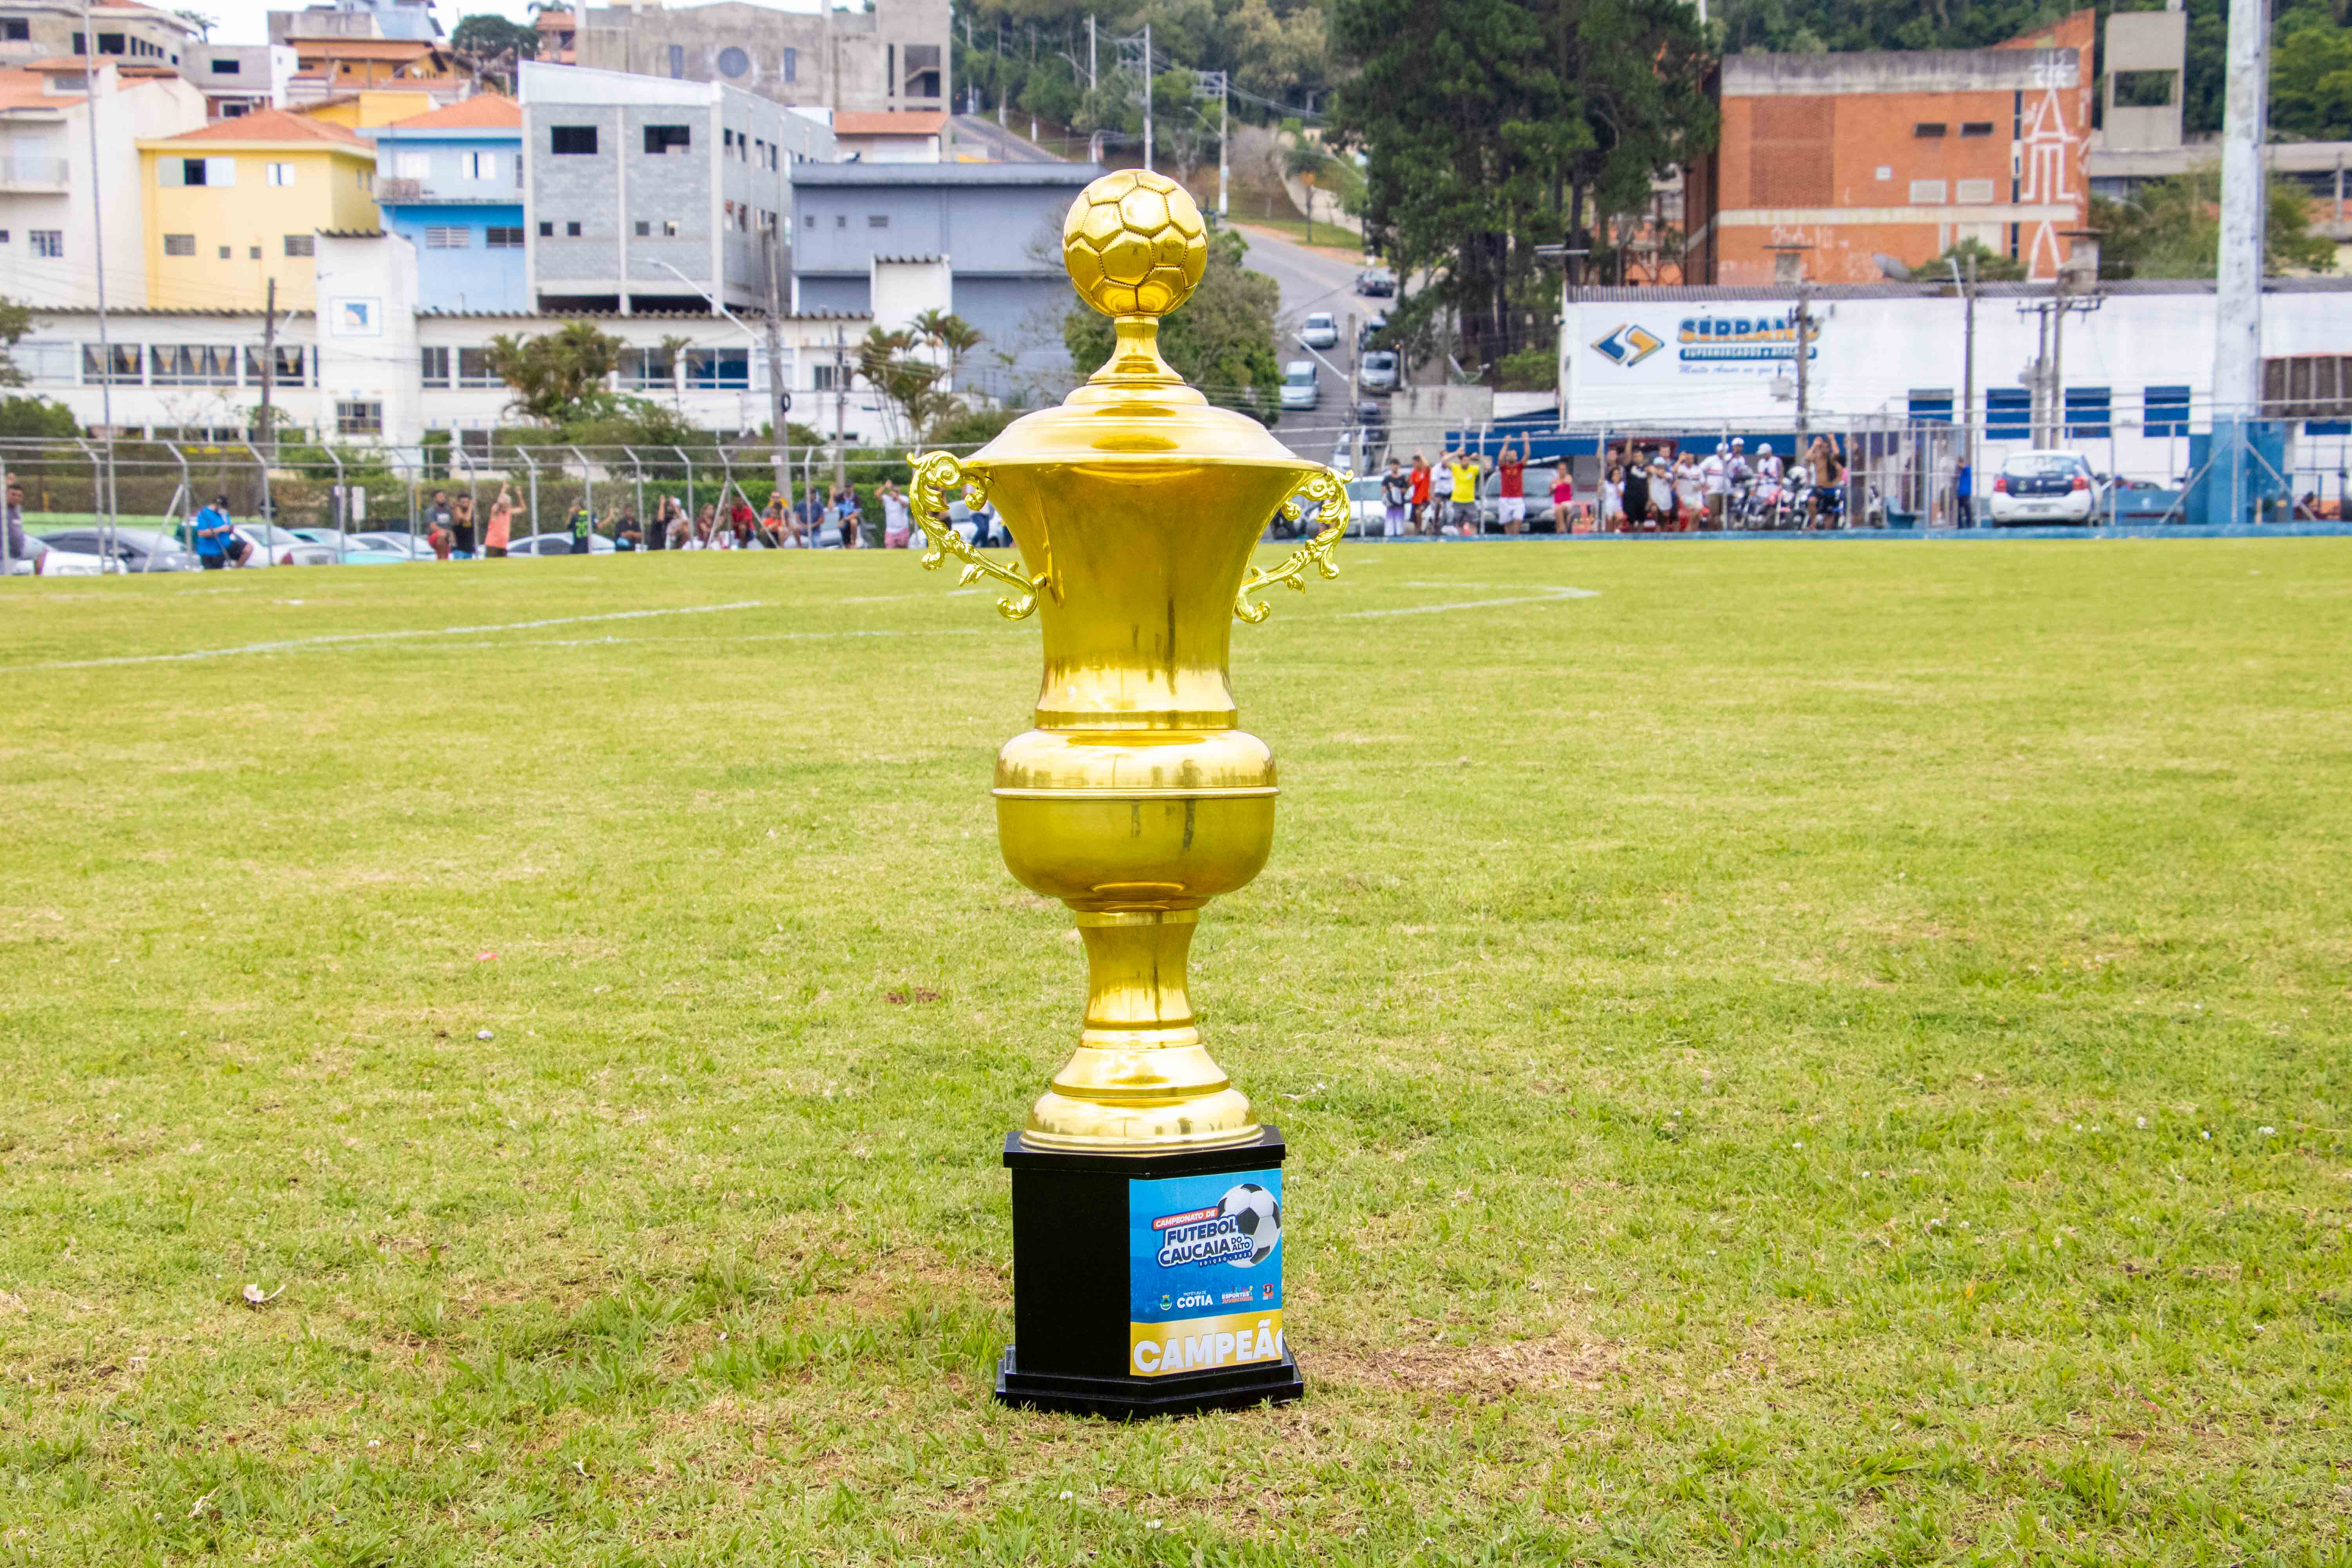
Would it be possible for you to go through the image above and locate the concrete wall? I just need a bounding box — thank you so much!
[0,69,207,307]
[575,0,947,117]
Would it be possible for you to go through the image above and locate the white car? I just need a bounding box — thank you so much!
[233,524,339,567]
[507,533,616,556]
[1279,360,1319,410]
[1360,349,1399,392]
[1299,312,1339,350]
[7,536,114,576]
[1987,450,2108,525]
[351,532,439,561]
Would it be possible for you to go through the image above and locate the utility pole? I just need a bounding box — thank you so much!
[832,323,846,486]
[2049,252,2071,444]
[762,226,793,501]
[1957,251,1977,517]
[1793,278,1811,452]
[2212,0,2270,523]
[1141,21,1152,173]
[257,275,277,525]
[80,1,114,548]
[1087,13,1096,91]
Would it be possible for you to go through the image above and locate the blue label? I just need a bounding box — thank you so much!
[1125,1168,1285,1376]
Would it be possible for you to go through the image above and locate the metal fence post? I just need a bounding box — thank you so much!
[673,446,695,543]
[322,446,346,563]
[515,446,540,541]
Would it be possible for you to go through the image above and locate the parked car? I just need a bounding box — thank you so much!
[508,533,616,556]
[1344,475,1387,536]
[1355,268,1396,298]
[232,523,339,567]
[1357,313,1388,352]
[1299,312,1339,350]
[1359,349,1400,393]
[34,526,201,572]
[1476,465,1562,533]
[351,531,439,561]
[283,528,417,564]
[1355,399,1387,436]
[1987,450,2107,525]
[1279,360,1319,410]
[7,536,114,576]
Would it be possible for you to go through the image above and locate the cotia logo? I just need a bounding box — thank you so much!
[1591,323,1664,367]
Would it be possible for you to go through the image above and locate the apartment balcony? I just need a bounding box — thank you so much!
[0,156,70,193]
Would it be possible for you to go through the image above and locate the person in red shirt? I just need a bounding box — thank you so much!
[1494,445,1526,534]
[1550,466,1577,532]
[1408,452,1433,535]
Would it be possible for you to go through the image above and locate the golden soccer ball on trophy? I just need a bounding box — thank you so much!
[1061,169,1210,318]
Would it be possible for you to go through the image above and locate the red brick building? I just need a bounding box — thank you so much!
[1686,10,2094,285]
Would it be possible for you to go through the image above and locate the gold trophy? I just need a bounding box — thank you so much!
[910,170,1344,1416]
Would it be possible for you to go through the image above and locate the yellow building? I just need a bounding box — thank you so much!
[298,89,448,131]
[138,108,379,312]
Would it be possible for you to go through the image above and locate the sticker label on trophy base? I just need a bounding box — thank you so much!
[1127,1168,1283,1377]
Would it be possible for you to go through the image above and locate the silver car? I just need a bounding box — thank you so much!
[234,524,339,567]
[1360,350,1399,392]
[1299,312,1339,350]
[1279,360,1319,410]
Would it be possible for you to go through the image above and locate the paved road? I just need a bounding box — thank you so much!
[1231,223,1383,467]
[949,114,1063,163]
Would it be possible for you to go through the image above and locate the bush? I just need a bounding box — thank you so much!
[1495,347,1557,392]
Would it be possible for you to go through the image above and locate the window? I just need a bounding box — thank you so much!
[867,213,889,229]
[245,344,304,385]
[634,219,648,236]
[1960,121,1994,138]
[2144,385,2190,438]
[1987,387,2030,439]
[835,214,847,228]
[486,225,524,249]
[163,233,196,256]
[32,230,62,258]
[425,225,470,248]
[163,155,235,187]
[2063,387,2112,438]
[805,212,816,228]
[463,151,497,180]
[667,43,683,78]
[1955,178,1995,204]
[266,161,293,186]
[1913,122,1947,138]
[813,363,842,391]
[150,345,236,385]
[550,125,597,155]
[717,45,748,78]
[619,346,674,388]
[421,345,450,387]
[782,45,797,82]
[1909,180,1947,204]
[684,347,748,389]
[209,54,237,71]
[644,124,691,154]
[903,43,940,99]
[247,245,260,259]
[457,347,498,388]
[566,220,581,237]
[2,18,28,40]
[82,343,142,384]
[283,234,314,256]
[218,245,229,259]
[357,169,371,192]
[539,220,554,237]
[395,151,430,178]
[1907,388,1953,424]
[335,400,383,437]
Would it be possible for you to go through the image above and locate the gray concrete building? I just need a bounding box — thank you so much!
[573,0,949,118]
[519,60,836,316]
[789,161,1100,359]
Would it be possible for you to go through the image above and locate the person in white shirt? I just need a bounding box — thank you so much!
[1673,453,1704,531]
[1755,442,1785,484]
[1700,444,1730,531]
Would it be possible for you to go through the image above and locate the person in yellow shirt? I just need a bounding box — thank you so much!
[1445,449,1485,537]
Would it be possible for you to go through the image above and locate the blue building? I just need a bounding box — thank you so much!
[373,96,528,313]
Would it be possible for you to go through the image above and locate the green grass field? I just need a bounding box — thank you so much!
[2,540,2348,1566]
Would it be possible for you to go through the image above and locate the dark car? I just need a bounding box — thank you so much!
[1355,399,1387,434]
[1354,268,1396,298]
[36,526,201,572]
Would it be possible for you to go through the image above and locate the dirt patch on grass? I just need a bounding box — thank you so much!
[1317,1332,1624,1397]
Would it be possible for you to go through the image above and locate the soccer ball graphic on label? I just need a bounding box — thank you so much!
[1218,1183,1281,1267]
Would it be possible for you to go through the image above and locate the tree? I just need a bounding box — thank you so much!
[0,295,33,387]
[1063,227,1285,425]
[856,327,955,444]
[1922,235,2027,283]
[2093,167,2337,278]
[911,309,984,390]
[2272,3,2352,140]
[485,320,624,423]
[1328,0,1715,374]
[450,14,537,77]
[0,396,79,439]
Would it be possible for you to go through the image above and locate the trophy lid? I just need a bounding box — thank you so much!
[969,171,1309,470]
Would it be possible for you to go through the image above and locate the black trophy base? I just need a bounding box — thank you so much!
[995,1343,1305,1419]
[995,1126,1302,1419]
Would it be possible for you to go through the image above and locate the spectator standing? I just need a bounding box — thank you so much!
[880,480,913,548]
[451,495,477,559]
[1700,444,1730,530]
[1674,452,1704,532]
[426,490,453,545]
[1621,451,1651,530]
[1494,445,1526,534]
[1550,465,1577,532]
[5,478,28,571]
[1379,458,1410,539]
[1408,452,1433,535]
[484,486,513,558]
[1446,449,1482,536]
[426,508,453,560]
[1953,458,1973,528]
[1805,435,1843,527]
[1601,465,1623,531]
[568,501,593,554]
[192,493,236,570]
[614,507,643,550]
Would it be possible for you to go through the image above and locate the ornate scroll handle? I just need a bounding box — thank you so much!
[910,449,1042,621]
[1234,466,1350,624]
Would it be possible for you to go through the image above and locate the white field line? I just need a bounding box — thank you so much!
[6,601,769,672]
[1341,584,1597,619]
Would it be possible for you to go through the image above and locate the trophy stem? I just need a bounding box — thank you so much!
[1022,909,1260,1153]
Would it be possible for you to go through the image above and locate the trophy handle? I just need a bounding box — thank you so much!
[1234,467,1350,624]
[910,450,1042,621]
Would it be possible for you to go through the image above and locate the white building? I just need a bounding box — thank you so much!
[7,230,884,452]
[0,60,207,306]
[1559,278,2352,486]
